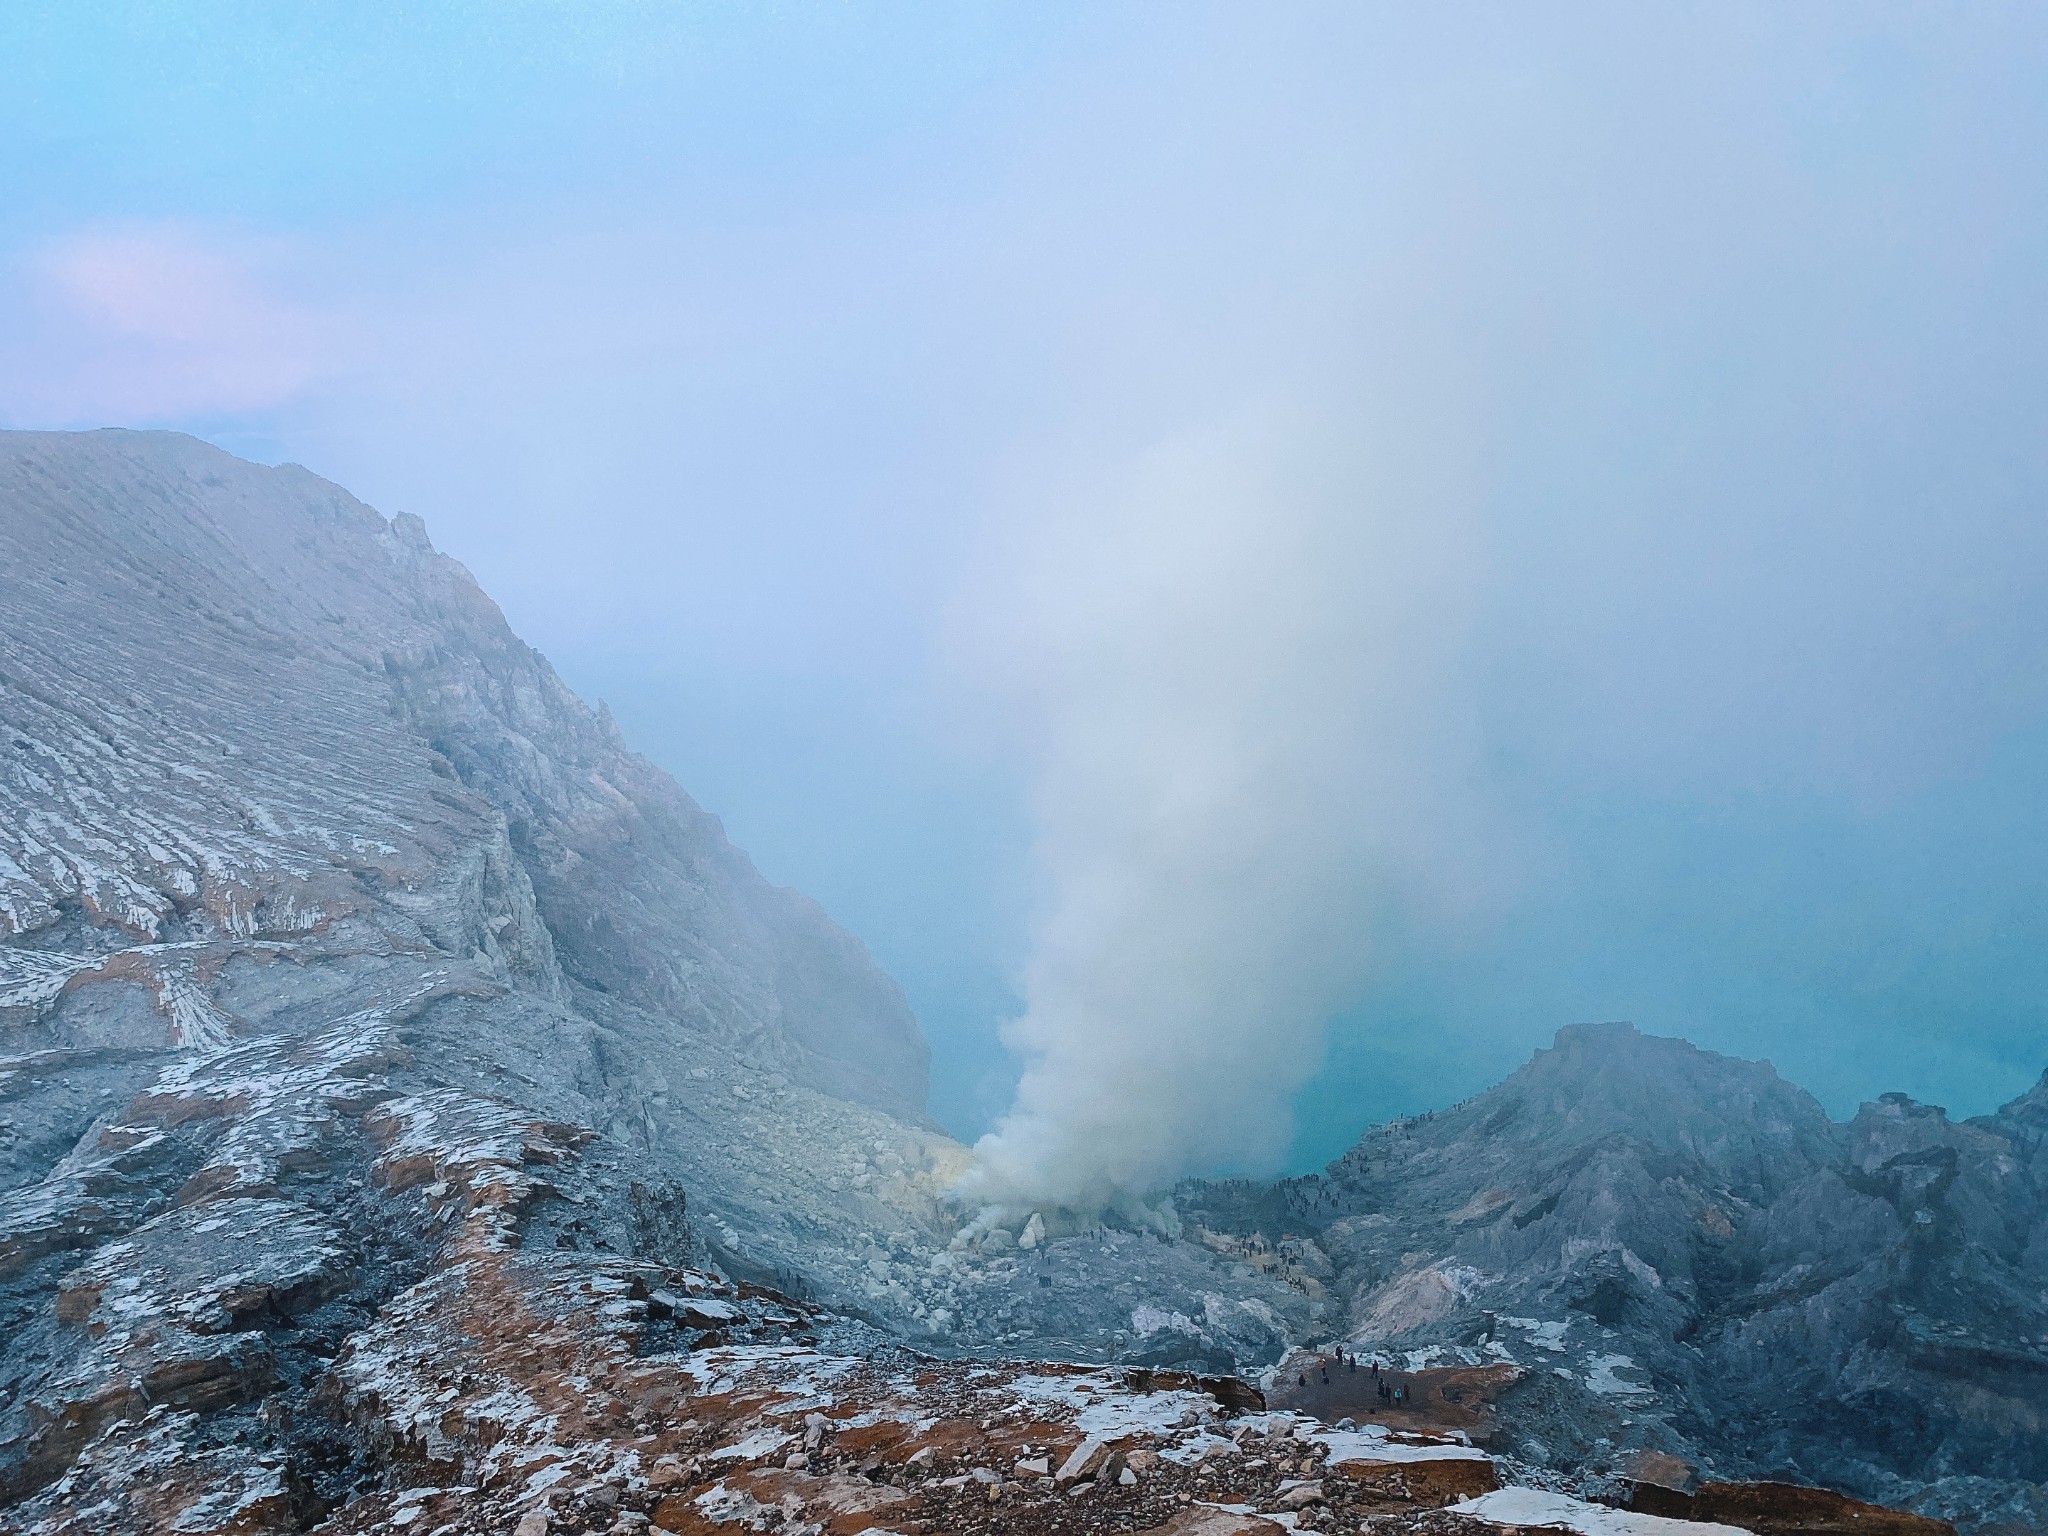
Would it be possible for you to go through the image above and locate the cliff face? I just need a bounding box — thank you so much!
[0,429,968,1511]
[0,427,927,1119]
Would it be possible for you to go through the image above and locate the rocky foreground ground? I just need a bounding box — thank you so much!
[4,1231,1959,1536]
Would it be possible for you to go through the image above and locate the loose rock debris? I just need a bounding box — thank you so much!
[6,1230,1957,1536]
[6,1237,1514,1536]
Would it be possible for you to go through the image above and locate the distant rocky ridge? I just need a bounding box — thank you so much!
[1178,1024,2048,1535]
[1,430,2041,1535]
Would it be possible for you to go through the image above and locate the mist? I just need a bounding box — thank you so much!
[958,400,1491,1204]
[956,5,2048,1202]
[6,5,2048,1199]
[954,217,1518,1204]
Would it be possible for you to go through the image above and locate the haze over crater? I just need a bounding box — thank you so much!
[5,5,2048,1198]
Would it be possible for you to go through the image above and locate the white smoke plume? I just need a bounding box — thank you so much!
[938,12,1565,1213]
[960,385,1507,1211]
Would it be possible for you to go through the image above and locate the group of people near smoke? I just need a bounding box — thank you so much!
[1296,1347,1413,1405]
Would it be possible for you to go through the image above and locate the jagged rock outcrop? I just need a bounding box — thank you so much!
[1189,1024,2048,1534]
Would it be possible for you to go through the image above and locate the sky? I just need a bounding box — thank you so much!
[4,3,2047,1186]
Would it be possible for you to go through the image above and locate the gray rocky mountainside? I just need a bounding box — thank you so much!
[0,429,1322,1527]
[0,429,2042,1536]
[0,426,927,1118]
[1178,1023,2048,1533]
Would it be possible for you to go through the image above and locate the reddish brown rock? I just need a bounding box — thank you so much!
[1333,1453,1499,1506]
[1629,1480,1959,1536]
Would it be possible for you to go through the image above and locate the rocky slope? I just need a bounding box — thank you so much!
[1180,1024,2048,1534]
[2,1229,1959,1536]
[0,429,1317,1525]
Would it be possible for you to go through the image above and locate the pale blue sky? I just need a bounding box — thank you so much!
[6,4,2047,1172]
